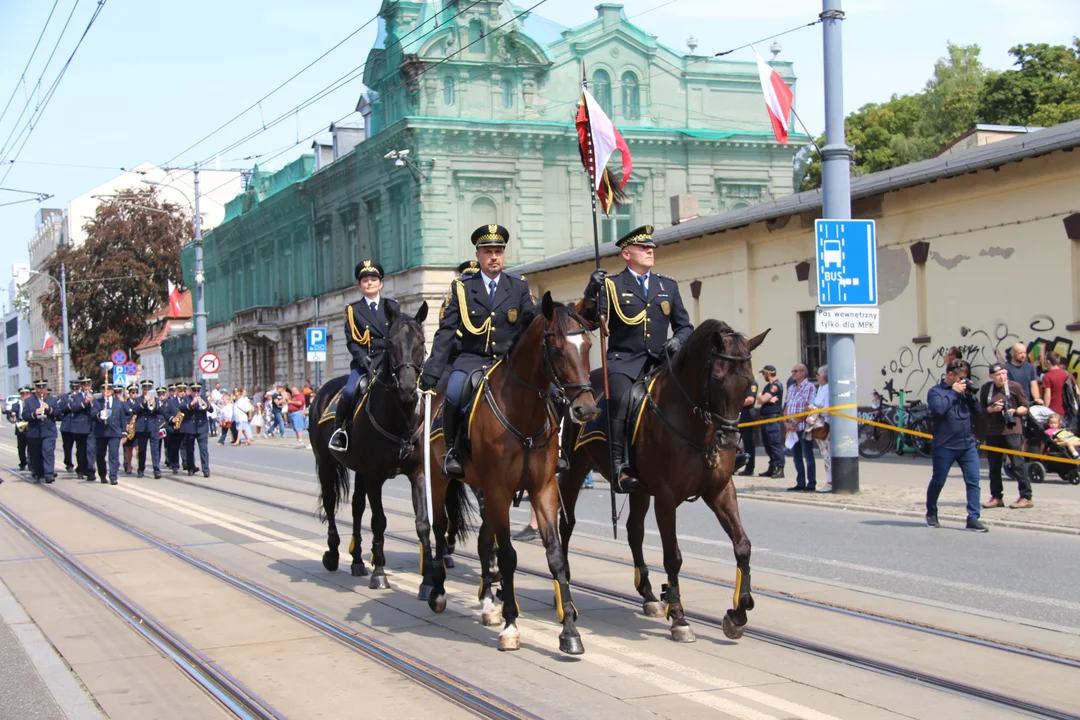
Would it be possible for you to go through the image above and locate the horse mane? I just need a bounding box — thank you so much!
[669,319,739,371]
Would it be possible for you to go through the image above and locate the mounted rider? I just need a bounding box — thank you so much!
[582,225,693,493]
[329,260,400,451]
[419,224,537,479]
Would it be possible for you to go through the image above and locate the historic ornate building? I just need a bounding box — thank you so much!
[184,1,804,389]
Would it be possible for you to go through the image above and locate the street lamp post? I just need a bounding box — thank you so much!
[193,165,207,371]
[28,268,72,388]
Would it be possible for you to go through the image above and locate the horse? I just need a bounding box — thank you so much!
[309,302,441,596]
[558,320,768,643]
[412,292,599,654]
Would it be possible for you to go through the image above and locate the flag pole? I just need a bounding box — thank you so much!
[582,63,620,540]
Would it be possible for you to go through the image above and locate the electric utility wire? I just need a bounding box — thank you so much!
[0,0,62,131]
[713,19,821,56]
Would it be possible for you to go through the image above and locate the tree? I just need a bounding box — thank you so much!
[978,40,1080,126]
[36,189,189,378]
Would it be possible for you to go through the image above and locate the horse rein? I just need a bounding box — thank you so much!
[507,309,594,407]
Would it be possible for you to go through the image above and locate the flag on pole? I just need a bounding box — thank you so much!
[41,332,54,353]
[755,53,795,144]
[167,280,182,318]
[576,85,632,215]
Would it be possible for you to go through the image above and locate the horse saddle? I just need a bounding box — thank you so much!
[428,362,499,445]
[573,369,658,452]
[317,387,370,425]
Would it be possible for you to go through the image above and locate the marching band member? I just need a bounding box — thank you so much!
[7,386,31,472]
[91,382,131,485]
[67,377,95,478]
[134,379,164,478]
[180,382,211,477]
[22,379,60,483]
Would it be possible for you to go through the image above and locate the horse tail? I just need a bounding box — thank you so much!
[316,457,351,522]
[311,375,351,521]
[445,479,476,545]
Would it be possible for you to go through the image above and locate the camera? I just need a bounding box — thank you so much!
[1001,392,1016,428]
[961,378,978,395]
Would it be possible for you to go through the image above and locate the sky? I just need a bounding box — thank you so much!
[1,0,1078,279]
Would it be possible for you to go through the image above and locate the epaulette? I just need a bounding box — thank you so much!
[503,271,524,281]
[656,273,676,281]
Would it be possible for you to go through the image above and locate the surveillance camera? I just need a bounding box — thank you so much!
[383,150,397,160]
[398,149,409,157]
[395,159,405,167]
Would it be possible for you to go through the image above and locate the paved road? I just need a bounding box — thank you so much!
[208,439,1080,632]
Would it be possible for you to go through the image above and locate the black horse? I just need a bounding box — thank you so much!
[310,302,446,596]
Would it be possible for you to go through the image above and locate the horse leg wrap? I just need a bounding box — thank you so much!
[733,568,743,610]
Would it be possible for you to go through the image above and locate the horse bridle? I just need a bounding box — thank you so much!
[508,310,594,407]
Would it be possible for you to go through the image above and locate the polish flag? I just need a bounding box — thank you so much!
[576,84,632,215]
[41,332,54,352]
[756,53,795,144]
[167,280,182,318]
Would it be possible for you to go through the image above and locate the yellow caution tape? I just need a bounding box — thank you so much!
[831,411,934,439]
[737,404,857,429]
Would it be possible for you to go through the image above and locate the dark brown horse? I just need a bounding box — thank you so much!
[413,293,598,654]
[559,320,768,642]
[310,302,448,596]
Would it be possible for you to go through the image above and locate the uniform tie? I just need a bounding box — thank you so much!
[369,301,377,315]
[638,274,648,294]
[488,279,497,304]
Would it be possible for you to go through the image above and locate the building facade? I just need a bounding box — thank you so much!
[26,209,65,387]
[184,1,804,390]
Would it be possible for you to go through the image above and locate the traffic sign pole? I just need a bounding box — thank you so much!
[821,0,859,494]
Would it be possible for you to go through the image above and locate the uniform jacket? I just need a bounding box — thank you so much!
[133,394,164,434]
[21,395,60,439]
[587,268,693,379]
[758,380,785,418]
[740,381,759,423]
[8,400,25,435]
[179,395,211,436]
[162,396,181,434]
[66,391,94,434]
[90,395,132,439]
[423,271,536,382]
[345,297,399,373]
[58,392,74,432]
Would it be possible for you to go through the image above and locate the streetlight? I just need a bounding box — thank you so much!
[27,268,72,388]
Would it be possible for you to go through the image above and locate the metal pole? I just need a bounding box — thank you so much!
[193,164,207,378]
[60,263,72,387]
[821,0,859,493]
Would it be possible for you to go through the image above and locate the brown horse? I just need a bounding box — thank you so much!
[413,293,599,654]
[559,320,768,642]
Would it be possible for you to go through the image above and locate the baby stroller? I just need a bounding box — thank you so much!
[1023,406,1080,485]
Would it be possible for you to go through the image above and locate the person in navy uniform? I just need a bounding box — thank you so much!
[67,377,95,478]
[419,224,537,479]
[8,386,31,472]
[133,379,164,478]
[58,379,79,472]
[154,386,169,469]
[22,379,60,483]
[329,260,400,451]
[756,365,785,478]
[91,382,131,485]
[737,378,760,476]
[165,383,186,473]
[180,382,211,477]
[582,225,693,493]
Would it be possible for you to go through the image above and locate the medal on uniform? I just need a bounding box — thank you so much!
[507,308,519,323]
[661,300,671,316]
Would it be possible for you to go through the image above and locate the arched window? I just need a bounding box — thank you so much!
[593,70,612,116]
[621,71,640,120]
[471,196,498,228]
[468,19,485,52]
[501,77,513,109]
[443,76,455,105]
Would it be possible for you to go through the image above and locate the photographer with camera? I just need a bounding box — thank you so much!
[925,359,988,532]
[980,363,1032,509]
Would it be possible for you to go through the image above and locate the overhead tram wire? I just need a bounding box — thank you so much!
[0,0,62,130]
[712,18,822,57]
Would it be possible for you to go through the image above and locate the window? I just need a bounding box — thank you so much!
[798,310,827,377]
[5,318,16,337]
[621,71,640,120]
[468,19,485,52]
[443,76,455,105]
[7,343,17,368]
[470,196,497,228]
[601,199,633,244]
[593,70,612,116]
[501,77,513,109]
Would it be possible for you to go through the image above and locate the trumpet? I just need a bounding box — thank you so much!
[171,411,185,429]
[15,420,28,433]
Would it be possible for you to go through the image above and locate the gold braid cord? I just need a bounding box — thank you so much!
[455,279,493,352]
[347,305,371,346]
[604,277,647,340]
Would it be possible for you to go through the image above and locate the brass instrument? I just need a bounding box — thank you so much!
[171,411,185,429]
[15,421,28,433]
[126,415,136,441]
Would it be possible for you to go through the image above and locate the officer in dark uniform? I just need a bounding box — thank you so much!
[154,386,168,468]
[756,364,785,478]
[435,260,483,380]
[22,379,61,483]
[737,378,760,476]
[582,225,694,493]
[67,377,95,478]
[165,383,185,472]
[419,224,537,478]
[91,382,131,485]
[180,382,211,477]
[59,379,79,471]
[8,385,32,471]
[133,379,164,478]
[329,260,400,451]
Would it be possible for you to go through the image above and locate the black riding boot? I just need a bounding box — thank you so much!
[329,396,352,450]
[442,404,465,479]
[609,418,641,493]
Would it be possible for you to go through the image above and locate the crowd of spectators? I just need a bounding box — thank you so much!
[206,381,315,448]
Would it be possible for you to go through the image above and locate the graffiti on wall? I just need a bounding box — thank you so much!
[879,315,1080,401]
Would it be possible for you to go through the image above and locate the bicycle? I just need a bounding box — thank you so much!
[858,391,933,459]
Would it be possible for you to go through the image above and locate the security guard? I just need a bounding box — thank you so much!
[756,365,785,478]
[59,379,80,472]
[22,379,61,483]
[91,382,131,485]
[8,385,32,471]
[67,377,95,478]
[419,224,536,478]
[133,379,164,478]
[435,260,483,379]
[737,378,760,476]
[180,382,211,477]
[582,225,693,493]
[329,260,400,451]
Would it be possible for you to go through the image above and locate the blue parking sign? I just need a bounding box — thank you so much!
[815,219,878,307]
[112,367,126,386]
[306,327,327,362]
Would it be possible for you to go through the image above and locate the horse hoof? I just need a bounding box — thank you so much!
[481,610,503,627]
[642,601,665,618]
[350,562,368,577]
[722,613,745,640]
[559,632,585,656]
[417,584,433,601]
[429,593,447,614]
[322,552,339,572]
[443,556,456,569]
[498,628,520,652]
[671,624,696,643]
[369,573,390,590]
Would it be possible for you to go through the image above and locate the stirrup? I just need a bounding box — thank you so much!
[443,450,465,479]
[329,428,349,451]
[612,469,641,494]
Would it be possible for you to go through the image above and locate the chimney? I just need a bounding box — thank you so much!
[595,3,624,29]
[669,194,699,225]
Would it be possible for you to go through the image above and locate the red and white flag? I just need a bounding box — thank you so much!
[41,332,54,353]
[576,84,632,215]
[755,53,795,144]
[167,280,182,318]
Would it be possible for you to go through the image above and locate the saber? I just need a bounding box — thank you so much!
[423,390,434,536]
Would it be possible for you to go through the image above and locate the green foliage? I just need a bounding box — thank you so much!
[979,40,1080,126]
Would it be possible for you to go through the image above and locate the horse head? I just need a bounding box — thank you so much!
[704,324,769,450]
[385,301,428,405]
[541,292,599,424]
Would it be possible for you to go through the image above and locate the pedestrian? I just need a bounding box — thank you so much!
[217,394,234,446]
[251,400,265,437]
[234,388,254,445]
[980,362,1032,510]
[1005,342,1041,405]
[783,363,816,491]
[737,374,759,477]
[22,379,60,483]
[925,359,987,532]
[810,365,832,492]
[271,388,286,437]
[91,383,131,486]
[288,387,306,445]
[513,507,540,541]
[8,385,31,471]
[1040,351,1073,419]
[756,365,785,478]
